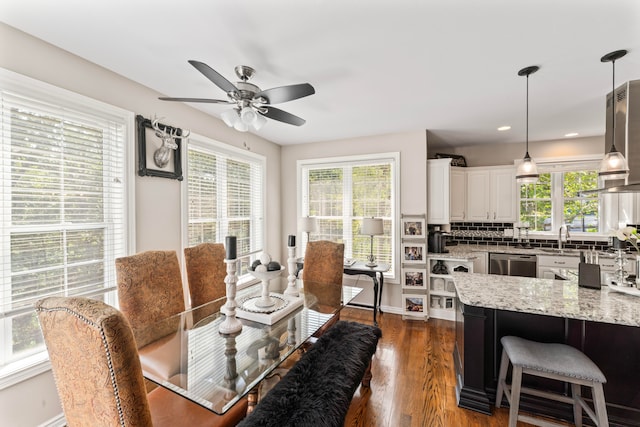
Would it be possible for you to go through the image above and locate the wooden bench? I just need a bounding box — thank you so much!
[238,320,382,427]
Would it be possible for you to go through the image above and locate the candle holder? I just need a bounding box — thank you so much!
[285,244,299,297]
[219,258,243,334]
[613,248,630,287]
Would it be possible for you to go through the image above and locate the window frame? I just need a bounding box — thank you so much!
[517,155,609,239]
[297,152,400,280]
[181,133,266,287]
[0,68,135,389]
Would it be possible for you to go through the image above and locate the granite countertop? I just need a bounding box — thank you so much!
[453,272,640,327]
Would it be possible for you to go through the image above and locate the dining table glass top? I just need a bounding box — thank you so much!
[137,278,362,415]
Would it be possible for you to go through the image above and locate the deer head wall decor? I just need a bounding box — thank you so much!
[151,117,190,168]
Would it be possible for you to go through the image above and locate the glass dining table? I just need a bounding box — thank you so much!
[136,277,362,415]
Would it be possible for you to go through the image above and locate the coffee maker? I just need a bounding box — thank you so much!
[428,226,449,253]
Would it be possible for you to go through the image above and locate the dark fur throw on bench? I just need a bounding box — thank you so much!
[238,320,382,427]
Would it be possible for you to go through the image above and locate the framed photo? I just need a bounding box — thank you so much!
[402,217,425,238]
[402,268,426,289]
[402,243,425,264]
[136,115,184,180]
[403,294,425,315]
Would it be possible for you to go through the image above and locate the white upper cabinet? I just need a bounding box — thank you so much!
[450,168,466,221]
[466,166,516,222]
[427,158,451,224]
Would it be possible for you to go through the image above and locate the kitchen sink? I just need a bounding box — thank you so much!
[539,248,580,255]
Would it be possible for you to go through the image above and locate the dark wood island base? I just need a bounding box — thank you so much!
[452,272,640,427]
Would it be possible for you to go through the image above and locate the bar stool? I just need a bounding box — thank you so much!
[495,336,608,427]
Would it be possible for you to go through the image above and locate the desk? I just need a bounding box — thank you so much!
[296,258,389,326]
[137,278,362,416]
[343,262,390,326]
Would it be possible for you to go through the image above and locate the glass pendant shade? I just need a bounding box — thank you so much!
[516,154,539,184]
[599,149,629,180]
[221,109,237,127]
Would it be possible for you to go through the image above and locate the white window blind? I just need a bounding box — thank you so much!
[0,70,131,382]
[300,153,398,277]
[186,137,264,278]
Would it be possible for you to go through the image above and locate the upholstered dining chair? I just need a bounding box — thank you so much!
[184,243,227,309]
[115,250,185,348]
[302,240,345,336]
[35,296,247,427]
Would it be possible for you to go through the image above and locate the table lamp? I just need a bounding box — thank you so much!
[361,217,384,267]
[299,216,318,243]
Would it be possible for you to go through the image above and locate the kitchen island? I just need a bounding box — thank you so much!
[453,272,640,426]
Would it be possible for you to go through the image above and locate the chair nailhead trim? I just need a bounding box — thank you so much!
[37,306,127,427]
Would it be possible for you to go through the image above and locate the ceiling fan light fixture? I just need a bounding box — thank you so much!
[515,65,540,185]
[599,49,629,180]
[240,106,258,125]
[233,120,249,132]
[221,109,238,127]
[254,114,267,131]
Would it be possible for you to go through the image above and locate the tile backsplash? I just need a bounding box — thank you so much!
[445,222,614,251]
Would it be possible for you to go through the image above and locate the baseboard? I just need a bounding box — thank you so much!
[37,412,66,427]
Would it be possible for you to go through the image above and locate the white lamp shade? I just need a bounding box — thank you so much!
[240,106,258,125]
[253,114,267,130]
[599,151,629,180]
[233,120,249,132]
[361,217,384,236]
[299,216,318,233]
[221,109,237,127]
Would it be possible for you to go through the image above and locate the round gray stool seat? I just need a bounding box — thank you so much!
[495,336,609,427]
[501,336,606,384]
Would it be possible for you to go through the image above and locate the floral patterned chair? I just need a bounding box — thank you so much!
[184,243,227,309]
[35,296,247,427]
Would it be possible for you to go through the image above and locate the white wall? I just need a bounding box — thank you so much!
[429,135,604,166]
[280,130,428,312]
[0,23,282,426]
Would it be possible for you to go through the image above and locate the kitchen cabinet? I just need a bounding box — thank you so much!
[427,158,451,224]
[450,168,466,221]
[427,158,466,223]
[466,166,517,222]
[537,255,579,279]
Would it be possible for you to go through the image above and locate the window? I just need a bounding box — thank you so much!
[519,160,600,233]
[299,153,399,277]
[185,136,265,279]
[0,69,132,385]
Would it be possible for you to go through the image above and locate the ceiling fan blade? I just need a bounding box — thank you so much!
[188,60,239,96]
[158,97,233,104]
[261,107,306,126]
[255,83,315,104]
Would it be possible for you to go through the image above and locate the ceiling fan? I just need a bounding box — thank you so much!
[159,60,315,132]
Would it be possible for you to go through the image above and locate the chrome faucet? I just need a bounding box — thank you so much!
[558,224,570,251]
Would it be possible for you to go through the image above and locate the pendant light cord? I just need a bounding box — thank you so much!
[526,73,529,156]
[610,58,617,152]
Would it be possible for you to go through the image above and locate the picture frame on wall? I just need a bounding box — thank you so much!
[403,294,425,315]
[401,217,425,238]
[136,115,184,180]
[402,268,426,289]
[402,243,425,264]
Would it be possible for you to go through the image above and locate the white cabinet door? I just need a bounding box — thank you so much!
[450,168,466,221]
[466,169,491,221]
[491,167,517,222]
[427,158,451,224]
[466,166,516,222]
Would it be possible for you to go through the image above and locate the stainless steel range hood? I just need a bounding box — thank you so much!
[591,79,640,193]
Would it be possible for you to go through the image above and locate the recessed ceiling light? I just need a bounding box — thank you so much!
[564,132,579,137]
[497,126,511,131]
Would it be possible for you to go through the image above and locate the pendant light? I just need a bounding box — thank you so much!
[515,65,540,184]
[599,49,629,180]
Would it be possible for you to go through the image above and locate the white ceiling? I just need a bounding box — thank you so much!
[1,0,639,147]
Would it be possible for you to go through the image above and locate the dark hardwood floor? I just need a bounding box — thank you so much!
[340,307,570,427]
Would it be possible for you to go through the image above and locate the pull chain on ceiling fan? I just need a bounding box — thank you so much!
[159,60,315,132]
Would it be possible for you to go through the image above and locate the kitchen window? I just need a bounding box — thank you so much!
[0,69,133,386]
[184,135,265,279]
[519,160,601,233]
[299,153,399,278]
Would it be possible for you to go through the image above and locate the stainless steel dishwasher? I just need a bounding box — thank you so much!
[489,253,537,277]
